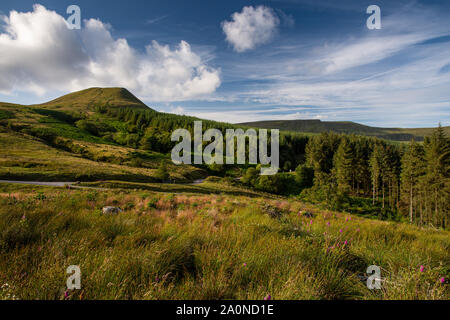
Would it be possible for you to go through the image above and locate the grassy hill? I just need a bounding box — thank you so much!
[0,88,205,183]
[239,119,450,141]
[34,87,151,111]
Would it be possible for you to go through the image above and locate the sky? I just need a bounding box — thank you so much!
[0,0,449,127]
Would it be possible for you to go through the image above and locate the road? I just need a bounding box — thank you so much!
[0,180,75,187]
[0,179,207,188]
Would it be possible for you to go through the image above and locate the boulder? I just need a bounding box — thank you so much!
[102,206,122,215]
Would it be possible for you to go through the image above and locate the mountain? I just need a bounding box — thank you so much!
[239,119,450,141]
[0,87,204,183]
[32,87,150,111]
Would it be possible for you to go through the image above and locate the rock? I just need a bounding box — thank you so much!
[262,204,283,219]
[102,206,122,215]
[302,211,315,218]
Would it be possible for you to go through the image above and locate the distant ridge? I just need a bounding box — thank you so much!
[33,87,151,111]
[239,119,450,141]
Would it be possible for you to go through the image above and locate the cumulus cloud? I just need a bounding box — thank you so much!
[0,4,221,101]
[222,6,280,52]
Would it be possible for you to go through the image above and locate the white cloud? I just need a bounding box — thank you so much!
[189,109,328,124]
[0,4,221,101]
[169,105,186,115]
[208,6,450,126]
[222,6,280,52]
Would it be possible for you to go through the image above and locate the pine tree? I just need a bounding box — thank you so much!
[401,140,425,223]
[370,143,383,205]
[422,125,450,228]
[333,137,354,193]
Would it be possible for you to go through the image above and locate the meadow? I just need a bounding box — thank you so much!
[0,88,448,300]
[0,182,448,300]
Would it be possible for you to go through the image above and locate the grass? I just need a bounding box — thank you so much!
[77,179,269,198]
[0,184,448,300]
[0,130,204,183]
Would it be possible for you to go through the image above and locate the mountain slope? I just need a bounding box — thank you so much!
[33,87,151,111]
[239,119,450,141]
[0,87,205,182]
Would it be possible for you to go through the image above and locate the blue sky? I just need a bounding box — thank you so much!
[0,0,449,127]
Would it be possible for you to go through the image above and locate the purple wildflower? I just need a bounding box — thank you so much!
[420,265,425,272]
[264,294,271,300]
[440,277,445,284]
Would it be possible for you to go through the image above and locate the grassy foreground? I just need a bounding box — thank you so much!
[0,183,448,300]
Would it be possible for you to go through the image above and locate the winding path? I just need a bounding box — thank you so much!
[0,179,207,188]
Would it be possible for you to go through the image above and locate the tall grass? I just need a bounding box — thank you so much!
[0,187,448,300]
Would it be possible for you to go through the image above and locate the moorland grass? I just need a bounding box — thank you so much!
[0,185,447,300]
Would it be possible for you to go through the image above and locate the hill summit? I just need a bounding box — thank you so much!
[34,87,150,111]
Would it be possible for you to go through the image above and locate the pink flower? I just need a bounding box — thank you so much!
[243,263,247,267]
[356,228,360,232]
[21,215,26,220]
[64,290,69,298]
[326,222,330,226]
[264,294,271,300]
[344,240,348,245]
[420,265,425,272]
[440,277,445,284]
[310,219,313,225]
[339,229,343,233]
